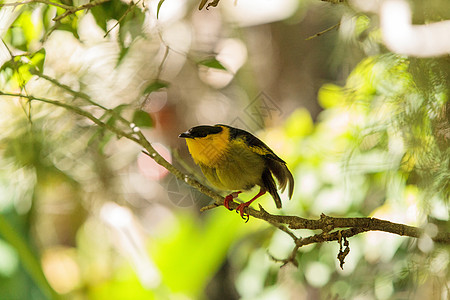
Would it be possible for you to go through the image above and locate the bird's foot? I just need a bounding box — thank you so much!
[234,189,266,223]
[236,202,251,223]
[224,191,242,211]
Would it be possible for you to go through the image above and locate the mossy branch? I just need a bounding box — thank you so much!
[1,89,449,268]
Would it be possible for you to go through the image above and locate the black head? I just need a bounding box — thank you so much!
[179,125,223,139]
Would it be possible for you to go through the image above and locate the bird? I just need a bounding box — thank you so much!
[179,124,294,221]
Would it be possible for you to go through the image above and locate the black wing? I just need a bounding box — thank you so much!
[222,125,294,202]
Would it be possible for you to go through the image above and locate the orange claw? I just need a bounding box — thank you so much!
[224,195,234,211]
[235,189,266,223]
[224,191,242,210]
[236,202,251,222]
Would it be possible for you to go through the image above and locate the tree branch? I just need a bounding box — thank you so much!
[0,0,109,21]
[53,0,110,22]
[1,90,449,269]
[0,0,73,10]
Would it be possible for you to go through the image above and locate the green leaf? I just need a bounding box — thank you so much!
[0,60,14,72]
[285,108,314,137]
[198,58,227,70]
[106,115,118,127]
[318,83,344,108]
[0,215,57,300]
[91,1,129,32]
[157,0,166,19]
[7,25,26,52]
[30,49,46,72]
[152,209,245,296]
[3,49,47,86]
[112,104,129,113]
[117,46,130,66]
[88,127,115,152]
[118,7,145,45]
[42,5,53,31]
[132,110,153,128]
[15,11,37,49]
[100,104,129,126]
[56,15,80,39]
[16,61,33,84]
[90,5,108,32]
[143,80,169,94]
[116,7,145,65]
[0,59,20,86]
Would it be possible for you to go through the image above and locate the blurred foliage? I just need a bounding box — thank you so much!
[0,0,449,300]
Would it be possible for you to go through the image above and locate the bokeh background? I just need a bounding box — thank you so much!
[0,0,449,299]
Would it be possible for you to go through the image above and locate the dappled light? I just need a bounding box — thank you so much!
[0,0,449,299]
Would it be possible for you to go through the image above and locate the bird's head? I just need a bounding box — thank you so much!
[179,125,230,166]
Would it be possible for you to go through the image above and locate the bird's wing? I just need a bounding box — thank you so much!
[232,128,286,163]
[226,126,294,199]
[236,129,294,199]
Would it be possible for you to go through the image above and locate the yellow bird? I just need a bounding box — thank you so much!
[179,124,294,221]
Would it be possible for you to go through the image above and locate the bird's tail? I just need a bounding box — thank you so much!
[262,168,282,208]
[267,160,294,200]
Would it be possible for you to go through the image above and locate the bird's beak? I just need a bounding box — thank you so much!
[179,131,192,138]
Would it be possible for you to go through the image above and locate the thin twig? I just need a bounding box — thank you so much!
[0,91,139,143]
[32,71,133,128]
[1,39,14,58]
[32,71,107,109]
[0,0,72,10]
[156,45,170,79]
[140,44,171,108]
[53,0,110,22]
[321,0,346,3]
[305,22,340,41]
[268,221,298,241]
